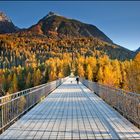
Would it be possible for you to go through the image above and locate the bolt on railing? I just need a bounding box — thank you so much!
[0,77,68,133]
[80,78,140,128]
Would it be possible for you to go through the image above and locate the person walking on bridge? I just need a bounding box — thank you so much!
[76,76,79,84]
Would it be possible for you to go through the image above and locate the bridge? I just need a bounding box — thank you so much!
[0,77,140,139]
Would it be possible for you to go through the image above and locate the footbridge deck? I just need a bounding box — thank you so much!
[0,78,140,139]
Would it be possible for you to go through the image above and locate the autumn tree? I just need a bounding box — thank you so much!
[127,53,140,93]
[77,64,85,78]
[85,64,93,81]
[103,64,115,86]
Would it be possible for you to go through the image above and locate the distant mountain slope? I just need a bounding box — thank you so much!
[135,47,140,53]
[0,12,19,34]
[28,12,113,43]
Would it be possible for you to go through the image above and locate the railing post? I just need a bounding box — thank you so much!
[137,103,140,118]
[0,101,4,132]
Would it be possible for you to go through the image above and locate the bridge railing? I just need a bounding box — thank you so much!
[80,78,140,128]
[0,77,68,133]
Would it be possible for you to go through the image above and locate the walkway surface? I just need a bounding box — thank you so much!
[0,78,140,139]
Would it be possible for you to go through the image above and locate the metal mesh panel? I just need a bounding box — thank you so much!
[0,77,68,132]
[80,78,140,127]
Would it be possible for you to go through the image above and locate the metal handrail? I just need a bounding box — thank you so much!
[0,77,69,133]
[84,80,140,97]
[0,80,53,100]
[80,78,140,128]
[0,81,57,106]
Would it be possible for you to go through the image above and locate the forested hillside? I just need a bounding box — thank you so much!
[0,33,134,70]
[1,53,140,96]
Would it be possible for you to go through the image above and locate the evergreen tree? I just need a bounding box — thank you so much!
[11,73,18,93]
[97,66,104,83]
[33,69,42,86]
[26,72,32,88]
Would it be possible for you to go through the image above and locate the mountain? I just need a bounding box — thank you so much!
[0,11,136,68]
[0,12,19,34]
[28,12,113,43]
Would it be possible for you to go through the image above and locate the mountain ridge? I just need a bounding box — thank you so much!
[28,11,113,43]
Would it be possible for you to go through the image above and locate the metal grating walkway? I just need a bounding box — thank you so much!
[0,78,140,139]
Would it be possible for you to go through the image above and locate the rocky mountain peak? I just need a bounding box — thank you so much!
[0,11,19,34]
[0,12,11,22]
[43,11,61,19]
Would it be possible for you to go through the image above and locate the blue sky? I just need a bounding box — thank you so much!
[0,1,140,51]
